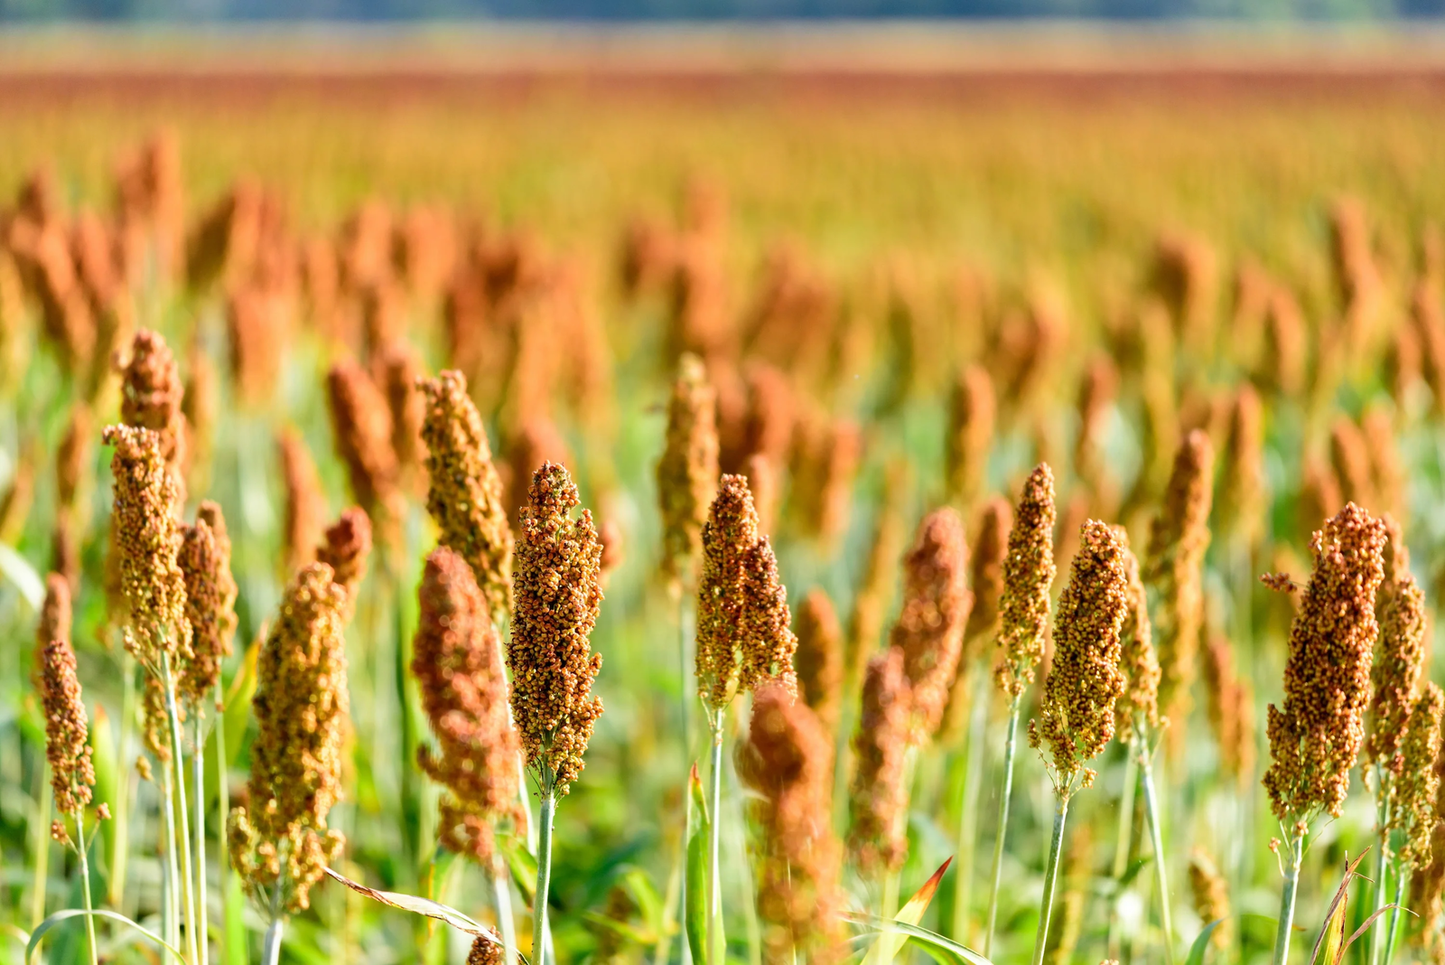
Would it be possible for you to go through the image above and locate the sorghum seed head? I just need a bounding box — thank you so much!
[277,428,326,576]
[656,352,719,581]
[316,508,373,613]
[1202,632,1256,785]
[118,328,187,495]
[507,463,604,795]
[995,464,1056,700]
[177,501,238,708]
[326,358,403,543]
[891,508,971,740]
[1367,570,1428,775]
[1264,503,1386,821]
[40,636,94,815]
[1113,529,1160,744]
[1215,384,1265,545]
[1188,848,1231,950]
[794,588,845,740]
[945,364,995,508]
[37,572,72,654]
[847,464,907,684]
[848,647,911,876]
[1393,683,1443,869]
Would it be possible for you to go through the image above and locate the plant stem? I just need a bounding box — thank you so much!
[1369,797,1390,965]
[73,810,99,965]
[707,721,724,965]
[1138,746,1175,965]
[215,677,241,965]
[534,783,557,965]
[1106,753,1139,959]
[162,653,200,965]
[1030,794,1071,965]
[949,669,989,943]
[30,762,51,929]
[1272,828,1305,965]
[1382,863,1406,965]
[494,858,519,965]
[983,697,1022,958]
[112,655,135,909]
[262,915,286,965]
[193,714,210,965]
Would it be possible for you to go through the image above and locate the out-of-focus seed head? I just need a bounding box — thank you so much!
[891,508,971,740]
[1329,416,1375,511]
[1144,430,1214,732]
[1258,288,1306,400]
[376,341,428,486]
[316,508,373,613]
[738,684,847,965]
[942,496,1015,740]
[1113,529,1159,744]
[325,358,403,544]
[995,464,1056,700]
[1215,384,1265,546]
[277,428,327,576]
[794,588,845,740]
[104,424,191,671]
[507,463,604,795]
[1202,632,1256,786]
[37,572,72,655]
[848,647,911,876]
[231,562,350,913]
[1264,503,1387,821]
[1188,848,1232,951]
[1367,569,1429,775]
[741,451,778,537]
[226,285,289,408]
[696,474,798,711]
[413,548,521,865]
[1029,520,1129,792]
[56,402,92,515]
[1393,683,1444,870]
[790,416,862,546]
[657,353,719,582]
[39,636,94,816]
[117,329,187,496]
[848,463,908,685]
[945,364,995,508]
[1362,407,1404,525]
[178,501,238,708]
[1073,354,1118,493]
[419,370,514,617]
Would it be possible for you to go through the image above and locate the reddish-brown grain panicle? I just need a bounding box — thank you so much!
[945,364,995,508]
[104,424,190,670]
[741,451,778,536]
[316,508,373,610]
[37,572,72,655]
[1367,569,1428,775]
[419,370,514,617]
[1215,384,1265,546]
[507,463,604,795]
[791,416,862,545]
[277,428,327,576]
[1073,354,1117,492]
[794,588,845,739]
[1259,288,1307,400]
[55,402,92,515]
[1188,848,1232,950]
[325,358,403,541]
[1113,530,1159,744]
[1144,430,1214,731]
[376,341,428,482]
[118,329,187,489]
[1202,632,1256,785]
[963,497,1012,653]
[1362,407,1404,524]
[848,648,912,876]
[891,508,971,739]
[656,353,719,582]
[738,684,847,965]
[502,419,572,528]
[39,636,95,816]
[995,464,1056,699]
[1329,416,1375,511]
[1392,683,1443,869]
[226,285,288,408]
[847,465,908,684]
[466,936,503,965]
[413,548,521,865]
[178,501,238,708]
[230,562,349,913]
[1029,521,1129,791]
[1264,503,1387,821]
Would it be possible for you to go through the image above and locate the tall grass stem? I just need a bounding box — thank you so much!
[983,697,1022,958]
[1272,829,1304,965]
[534,785,557,965]
[193,715,210,965]
[162,652,200,965]
[1139,749,1175,965]
[707,722,724,965]
[1029,795,1071,965]
[73,810,99,965]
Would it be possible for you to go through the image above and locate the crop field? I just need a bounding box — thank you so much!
[3,39,1445,965]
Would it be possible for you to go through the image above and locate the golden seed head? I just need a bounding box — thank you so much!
[1112,529,1160,743]
[996,464,1056,699]
[104,423,191,672]
[37,572,72,654]
[1215,384,1265,544]
[466,936,503,965]
[1367,570,1429,774]
[656,352,719,581]
[790,416,862,545]
[39,636,94,815]
[1187,848,1231,950]
[1201,632,1256,786]
[419,370,514,618]
[325,358,403,543]
[507,462,604,795]
[847,464,907,685]
[696,474,798,710]
[233,562,350,913]
[963,497,1012,653]
[1393,683,1443,870]
[1264,503,1387,822]
[316,508,373,612]
[794,588,845,740]
[413,548,521,865]
[117,328,188,494]
[945,363,995,508]
[1029,520,1129,792]
[1144,429,1214,729]
[891,508,971,739]
[738,684,846,965]
[177,501,238,708]
[1329,416,1375,511]
[848,647,911,876]
[277,428,326,576]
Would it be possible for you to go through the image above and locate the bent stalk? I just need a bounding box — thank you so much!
[1029,795,1071,965]
[983,697,1022,958]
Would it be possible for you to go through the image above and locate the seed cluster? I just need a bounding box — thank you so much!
[118,328,188,496]
[1202,633,1256,785]
[1112,530,1159,744]
[890,507,971,738]
[1188,848,1231,950]
[277,428,327,575]
[995,463,1056,700]
[794,588,844,740]
[316,507,373,611]
[1392,683,1444,869]
[177,500,238,709]
[656,352,719,581]
[419,369,515,617]
[508,462,604,795]
[848,647,911,875]
[1264,503,1386,822]
[326,358,403,542]
[945,363,995,508]
[1367,568,1428,776]
[40,636,94,816]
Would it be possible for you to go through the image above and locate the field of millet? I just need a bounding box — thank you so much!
[4,41,1445,965]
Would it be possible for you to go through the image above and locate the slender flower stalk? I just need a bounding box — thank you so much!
[508,463,604,965]
[985,464,1056,957]
[1263,503,1386,965]
[1027,521,1129,965]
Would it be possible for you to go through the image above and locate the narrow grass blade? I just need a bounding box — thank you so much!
[843,911,994,965]
[1308,850,1372,965]
[686,762,709,965]
[1340,905,1407,958]
[867,857,955,965]
[0,542,43,610]
[26,909,185,964]
[322,865,509,943]
[1185,919,1223,965]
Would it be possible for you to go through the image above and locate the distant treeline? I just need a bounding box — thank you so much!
[1,0,1441,19]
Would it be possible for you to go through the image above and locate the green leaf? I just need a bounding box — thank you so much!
[0,542,43,611]
[1185,919,1223,965]
[685,762,709,965]
[1340,905,1406,958]
[1309,850,1372,965]
[843,911,994,965]
[222,636,260,769]
[25,908,185,964]
[1119,854,1153,889]
[498,832,539,904]
[866,857,953,965]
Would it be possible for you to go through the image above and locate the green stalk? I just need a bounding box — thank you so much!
[111,657,135,909]
[949,670,989,943]
[1272,828,1305,965]
[1106,753,1140,959]
[1139,747,1176,965]
[193,714,210,965]
[983,697,1022,958]
[214,677,243,965]
[1381,863,1406,965]
[73,810,99,965]
[1029,794,1071,965]
[161,760,182,949]
[494,609,536,854]
[30,762,51,929]
[707,720,724,965]
[391,570,422,878]
[1368,786,1390,965]
[534,780,557,965]
[491,857,518,965]
[162,653,200,965]
[262,890,286,965]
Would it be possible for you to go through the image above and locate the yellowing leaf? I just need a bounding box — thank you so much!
[866,857,953,965]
